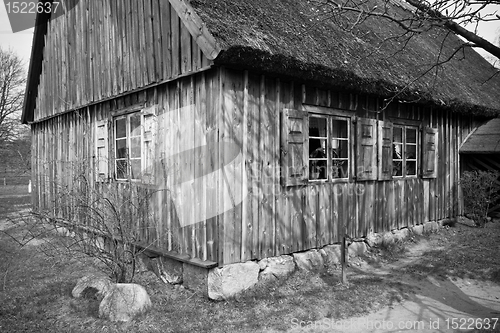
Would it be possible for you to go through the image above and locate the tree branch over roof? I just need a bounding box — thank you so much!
[311,0,500,60]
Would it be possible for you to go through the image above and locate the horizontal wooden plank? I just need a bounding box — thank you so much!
[135,241,218,268]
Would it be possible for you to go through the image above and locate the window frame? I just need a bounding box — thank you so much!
[307,112,352,183]
[392,123,419,179]
[113,111,143,181]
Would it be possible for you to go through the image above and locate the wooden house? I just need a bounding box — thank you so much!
[22,0,500,273]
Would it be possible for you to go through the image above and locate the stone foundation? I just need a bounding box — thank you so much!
[151,221,448,300]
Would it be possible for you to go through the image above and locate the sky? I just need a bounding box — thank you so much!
[0,1,499,69]
[0,3,34,67]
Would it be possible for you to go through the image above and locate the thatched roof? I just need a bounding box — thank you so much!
[190,0,500,116]
[461,118,500,154]
[22,0,500,123]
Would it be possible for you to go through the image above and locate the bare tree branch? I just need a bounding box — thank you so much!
[310,0,500,60]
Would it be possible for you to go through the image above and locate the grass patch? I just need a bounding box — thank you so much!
[0,208,499,332]
[0,221,409,333]
[380,224,500,282]
[0,185,31,218]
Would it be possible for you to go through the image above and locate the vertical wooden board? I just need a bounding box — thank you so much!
[60,6,68,110]
[171,7,181,77]
[109,0,119,94]
[129,0,139,89]
[450,112,456,217]
[355,183,365,237]
[439,111,445,220]
[363,182,375,236]
[180,24,192,74]
[271,79,280,256]
[87,0,95,100]
[121,0,130,92]
[418,179,425,225]
[140,0,149,86]
[144,0,155,83]
[317,184,329,247]
[160,1,172,79]
[423,180,430,222]
[104,0,113,97]
[445,110,450,218]
[170,82,182,254]
[304,185,317,249]
[349,183,358,237]
[152,0,162,82]
[330,184,339,244]
[221,69,243,264]
[177,79,192,256]
[257,75,268,258]
[204,71,218,263]
[216,69,225,264]
[393,180,400,229]
[249,74,261,259]
[94,0,102,100]
[193,74,207,260]
[276,80,294,254]
[160,85,172,250]
[386,180,395,230]
[343,183,353,237]
[374,182,384,233]
[241,71,253,261]
[192,38,201,71]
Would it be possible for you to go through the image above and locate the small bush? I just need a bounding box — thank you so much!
[460,170,500,226]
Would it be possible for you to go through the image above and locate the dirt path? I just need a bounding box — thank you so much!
[289,237,500,333]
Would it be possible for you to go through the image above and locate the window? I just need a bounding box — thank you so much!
[308,115,350,181]
[393,125,418,177]
[309,116,328,180]
[114,112,142,180]
[331,117,349,179]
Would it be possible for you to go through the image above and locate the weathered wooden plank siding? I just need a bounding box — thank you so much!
[33,0,212,122]
[32,66,470,267]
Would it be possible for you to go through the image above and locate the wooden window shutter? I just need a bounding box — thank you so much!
[95,119,109,182]
[422,127,438,178]
[356,118,377,181]
[142,105,157,183]
[378,120,393,180]
[281,109,308,186]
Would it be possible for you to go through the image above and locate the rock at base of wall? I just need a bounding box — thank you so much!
[319,245,342,265]
[208,261,259,301]
[381,232,395,247]
[98,283,152,322]
[457,216,476,227]
[259,255,295,280]
[72,274,113,299]
[365,234,383,247]
[411,225,424,235]
[392,228,409,242]
[293,249,324,271]
[348,241,367,258]
[424,221,440,233]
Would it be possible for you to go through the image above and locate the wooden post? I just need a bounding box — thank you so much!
[341,225,348,284]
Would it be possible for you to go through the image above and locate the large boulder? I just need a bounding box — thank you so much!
[319,245,342,265]
[348,241,367,258]
[208,261,259,300]
[259,255,295,280]
[293,249,324,271]
[98,283,152,322]
[72,274,113,299]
